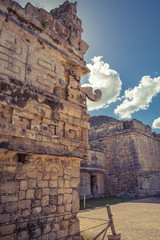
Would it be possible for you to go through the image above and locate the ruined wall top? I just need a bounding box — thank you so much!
[0,0,89,69]
[89,115,160,141]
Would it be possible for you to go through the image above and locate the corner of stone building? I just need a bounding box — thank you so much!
[0,0,102,239]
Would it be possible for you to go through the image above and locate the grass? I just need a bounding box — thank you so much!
[80,196,136,210]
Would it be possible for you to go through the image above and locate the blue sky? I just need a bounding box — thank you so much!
[17,0,160,133]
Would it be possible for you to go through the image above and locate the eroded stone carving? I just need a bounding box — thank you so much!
[81,87,102,102]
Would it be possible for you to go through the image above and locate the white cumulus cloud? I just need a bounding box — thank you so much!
[83,56,122,111]
[152,117,160,129]
[114,76,160,118]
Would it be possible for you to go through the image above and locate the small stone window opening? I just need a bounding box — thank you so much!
[17,153,27,163]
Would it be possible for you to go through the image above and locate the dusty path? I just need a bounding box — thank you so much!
[78,197,160,240]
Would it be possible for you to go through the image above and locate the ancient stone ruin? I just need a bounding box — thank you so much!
[79,116,160,199]
[0,0,101,239]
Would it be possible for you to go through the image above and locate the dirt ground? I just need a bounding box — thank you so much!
[78,197,160,240]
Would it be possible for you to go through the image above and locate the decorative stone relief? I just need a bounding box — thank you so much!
[81,87,102,102]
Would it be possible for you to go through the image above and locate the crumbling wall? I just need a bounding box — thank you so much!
[0,0,96,239]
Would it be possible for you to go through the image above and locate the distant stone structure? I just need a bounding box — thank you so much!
[0,0,101,239]
[79,115,160,199]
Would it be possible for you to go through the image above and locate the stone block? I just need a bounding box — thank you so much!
[20,181,27,192]
[18,200,31,210]
[17,231,29,240]
[68,219,79,235]
[0,224,15,235]
[0,181,19,194]
[0,213,10,223]
[26,170,38,179]
[42,224,51,234]
[32,200,41,208]
[2,171,15,180]
[72,190,79,213]
[70,177,80,188]
[35,189,42,199]
[57,205,65,213]
[64,193,72,204]
[65,188,72,194]
[57,168,63,176]
[26,189,34,199]
[0,204,4,213]
[64,174,70,180]
[64,180,70,188]
[56,229,68,239]
[50,188,57,196]
[41,196,49,207]
[1,194,18,203]
[37,180,48,188]
[65,203,72,212]
[32,207,42,215]
[42,188,50,196]
[43,172,50,180]
[37,173,43,180]
[51,171,58,180]
[30,227,41,238]
[22,209,31,218]
[50,196,57,205]
[58,188,65,194]
[48,232,56,240]
[49,205,56,213]
[71,166,80,178]
[58,195,63,205]
[28,179,36,188]
[19,191,26,200]
[5,202,17,213]
[52,223,59,231]
[49,180,57,188]
[58,177,64,188]
[61,220,70,229]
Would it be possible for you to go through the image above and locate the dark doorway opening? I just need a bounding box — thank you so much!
[91,175,98,195]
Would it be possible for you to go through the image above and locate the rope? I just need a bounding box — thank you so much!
[56,221,109,240]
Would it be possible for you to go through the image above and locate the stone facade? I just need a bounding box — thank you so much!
[0,151,81,239]
[80,116,160,198]
[0,0,101,239]
[79,149,105,199]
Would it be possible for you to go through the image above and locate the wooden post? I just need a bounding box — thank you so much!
[106,204,116,235]
[106,205,121,240]
[84,193,86,209]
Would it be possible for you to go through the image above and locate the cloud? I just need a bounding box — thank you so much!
[83,56,122,111]
[152,117,160,129]
[114,76,160,118]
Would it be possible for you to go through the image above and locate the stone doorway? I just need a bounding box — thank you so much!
[91,174,98,195]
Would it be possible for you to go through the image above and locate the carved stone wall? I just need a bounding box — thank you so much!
[0,0,98,239]
[88,116,160,198]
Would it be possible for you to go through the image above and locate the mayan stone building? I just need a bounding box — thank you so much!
[79,115,160,199]
[0,0,101,239]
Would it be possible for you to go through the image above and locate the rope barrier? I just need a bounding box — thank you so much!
[56,221,109,240]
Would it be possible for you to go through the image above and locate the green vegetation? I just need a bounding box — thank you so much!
[41,20,49,28]
[80,197,136,210]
